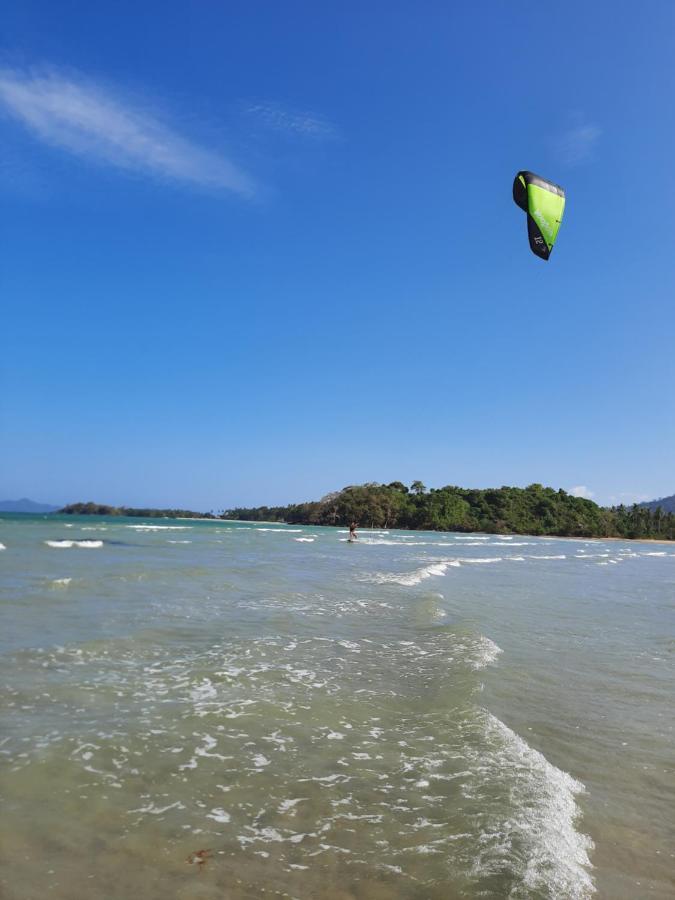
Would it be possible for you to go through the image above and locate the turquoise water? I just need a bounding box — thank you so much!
[1,514,673,899]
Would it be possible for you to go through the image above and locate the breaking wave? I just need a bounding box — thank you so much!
[45,540,103,549]
[370,560,462,586]
[466,713,595,898]
[471,636,503,670]
[125,524,190,531]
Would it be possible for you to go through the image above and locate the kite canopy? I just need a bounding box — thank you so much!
[513,171,565,260]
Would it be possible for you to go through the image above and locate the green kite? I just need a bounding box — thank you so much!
[513,171,565,260]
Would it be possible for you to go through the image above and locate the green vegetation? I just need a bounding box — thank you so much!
[222,482,675,540]
[59,483,675,540]
[59,502,215,519]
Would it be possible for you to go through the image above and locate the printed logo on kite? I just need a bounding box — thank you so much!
[513,171,565,260]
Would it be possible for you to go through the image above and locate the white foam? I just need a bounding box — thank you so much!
[45,540,103,548]
[489,541,535,546]
[51,577,72,586]
[125,524,190,530]
[300,773,350,784]
[475,714,594,898]
[294,537,315,542]
[359,539,430,545]
[461,557,502,564]
[278,798,307,814]
[338,530,389,535]
[255,528,303,533]
[129,800,185,816]
[190,679,217,701]
[0,543,5,550]
[471,636,503,670]
[167,540,192,543]
[373,561,458,586]
[206,807,231,823]
[528,554,566,560]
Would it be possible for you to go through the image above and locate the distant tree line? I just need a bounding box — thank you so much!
[59,502,215,519]
[221,481,675,540]
[59,484,675,540]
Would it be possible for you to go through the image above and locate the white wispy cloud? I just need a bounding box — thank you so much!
[569,485,595,499]
[0,67,254,195]
[246,102,336,139]
[554,120,601,165]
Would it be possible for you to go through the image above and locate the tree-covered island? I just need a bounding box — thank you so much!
[61,482,675,541]
[59,502,216,519]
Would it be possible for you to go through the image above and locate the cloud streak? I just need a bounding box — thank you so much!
[554,121,601,165]
[246,102,336,140]
[0,67,254,195]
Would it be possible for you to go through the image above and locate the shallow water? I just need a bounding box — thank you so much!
[1,515,673,898]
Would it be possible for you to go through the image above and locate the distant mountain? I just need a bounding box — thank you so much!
[0,498,59,513]
[639,494,675,514]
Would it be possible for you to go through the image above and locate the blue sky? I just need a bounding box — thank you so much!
[2,1,674,510]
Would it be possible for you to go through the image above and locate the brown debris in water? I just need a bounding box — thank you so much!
[186,848,212,870]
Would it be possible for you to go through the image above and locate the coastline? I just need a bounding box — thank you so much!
[555,534,674,545]
[50,510,674,544]
[56,484,675,543]
[220,520,675,544]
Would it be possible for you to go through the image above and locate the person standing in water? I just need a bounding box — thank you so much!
[349,522,358,542]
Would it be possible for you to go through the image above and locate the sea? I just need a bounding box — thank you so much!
[0,513,673,900]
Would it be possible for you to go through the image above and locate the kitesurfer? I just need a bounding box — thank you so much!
[349,522,358,542]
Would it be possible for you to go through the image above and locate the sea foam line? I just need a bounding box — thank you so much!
[45,539,103,549]
[256,528,303,533]
[369,555,511,586]
[370,560,461,586]
[473,713,595,898]
[471,636,503,670]
[125,524,190,531]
